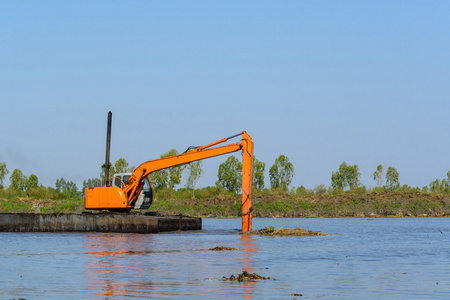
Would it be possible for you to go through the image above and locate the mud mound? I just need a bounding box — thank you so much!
[242,227,327,237]
[223,270,271,282]
[208,246,238,251]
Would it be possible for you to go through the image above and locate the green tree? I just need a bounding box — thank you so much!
[216,156,242,193]
[55,178,78,198]
[100,158,135,184]
[345,164,360,189]
[269,155,295,192]
[372,164,384,187]
[55,178,67,193]
[10,169,27,191]
[26,174,39,190]
[331,169,345,190]
[314,184,327,195]
[64,181,78,197]
[185,160,203,197]
[296,185,308,196]
[429,178,449,193]
[385,166,400,190]
[441,179,449,193]
[113,158,135,173]
[0,162,9,189]
[429,179,441,193]
[331,162,361,190]
[252,156,265,189]
[151,149,185,191]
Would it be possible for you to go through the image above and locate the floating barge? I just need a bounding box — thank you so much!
[0,213,201,233]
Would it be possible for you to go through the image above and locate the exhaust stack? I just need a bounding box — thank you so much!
[103,111,112,186]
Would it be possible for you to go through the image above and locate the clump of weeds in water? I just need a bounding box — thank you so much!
[242,227,328,237]
[208,246,238,251]
[223,270,271,282]
[264,226,275,233]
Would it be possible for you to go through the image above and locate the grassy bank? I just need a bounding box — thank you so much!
[0,197,83,214]
[1,189,449,217]
[151,191,450,218]
[0,187,83,214]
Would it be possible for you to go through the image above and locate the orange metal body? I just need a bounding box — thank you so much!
[85,131,254,231]
[85,186,128,209]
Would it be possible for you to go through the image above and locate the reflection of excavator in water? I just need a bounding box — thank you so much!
[85,112,254,232]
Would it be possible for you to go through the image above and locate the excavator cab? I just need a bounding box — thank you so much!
[111,173,153,209]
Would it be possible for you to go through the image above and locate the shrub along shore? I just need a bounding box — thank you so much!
[0,188,449,218]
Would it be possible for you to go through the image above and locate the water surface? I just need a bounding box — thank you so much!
[1,218,449,299]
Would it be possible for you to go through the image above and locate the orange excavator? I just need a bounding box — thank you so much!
[85,112,254,232]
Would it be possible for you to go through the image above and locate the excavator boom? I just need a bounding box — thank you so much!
[85,131,254,231]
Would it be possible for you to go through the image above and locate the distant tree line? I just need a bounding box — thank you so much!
[0,150,296,199]
[2,154,450,201]
[0,162,80,199]
[329,162,401,192]
[326,161,450,195]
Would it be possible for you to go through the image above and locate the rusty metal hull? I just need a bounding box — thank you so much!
[0,213,201,233]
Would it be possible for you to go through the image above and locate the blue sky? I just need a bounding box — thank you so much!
[1,1,449,190]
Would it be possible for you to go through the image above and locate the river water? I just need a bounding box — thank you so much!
[0,218,449,299]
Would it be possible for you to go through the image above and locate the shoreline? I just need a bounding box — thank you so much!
[2,191,449,219]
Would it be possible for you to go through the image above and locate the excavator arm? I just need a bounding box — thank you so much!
[85,131,254,231]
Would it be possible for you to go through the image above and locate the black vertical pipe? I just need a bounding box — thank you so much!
[103,111,112,186]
